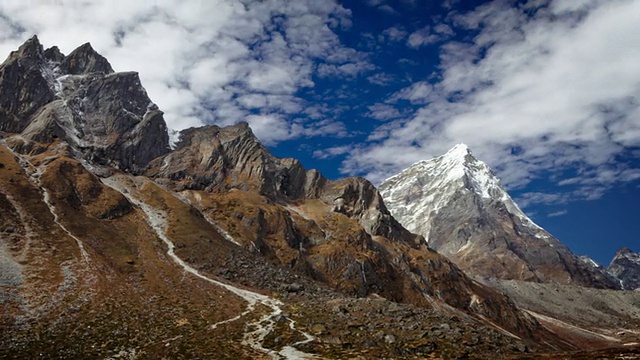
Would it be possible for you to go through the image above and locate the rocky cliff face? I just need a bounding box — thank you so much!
[147,123,324,198]
[0,35,169,173]
[1,37,634,358]
[0,36,55,133]
[609,248,640,290]
[380,144,619,289]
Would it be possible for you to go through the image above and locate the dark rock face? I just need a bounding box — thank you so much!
[609,247,640,290]
[0,36,55,133]
[321,177,422,245]
[58,42,114,75]
[427,189,618,289]
[55,71,170,172]
[0,36,170,172]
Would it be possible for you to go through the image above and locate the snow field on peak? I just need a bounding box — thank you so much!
[380,144,554,246]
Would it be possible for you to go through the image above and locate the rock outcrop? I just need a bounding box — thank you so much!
[0,36,55,133]
[147,122,324,198]
[609,247,640,290]
[0,35,169,172]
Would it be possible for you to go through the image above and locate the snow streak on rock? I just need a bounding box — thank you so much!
[0,140,91,264]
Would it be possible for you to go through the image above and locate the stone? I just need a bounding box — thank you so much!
[286,283,304,293]
[384,334,396,344]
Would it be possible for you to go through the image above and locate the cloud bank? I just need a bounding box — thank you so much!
[0,0,367,145]
[346,0,640,207]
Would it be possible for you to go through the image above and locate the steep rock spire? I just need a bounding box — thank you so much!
[0,35,55,132]
[59,42,114,75]
[609,247,640,290]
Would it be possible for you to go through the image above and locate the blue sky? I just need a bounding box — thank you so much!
[0,0,638,265]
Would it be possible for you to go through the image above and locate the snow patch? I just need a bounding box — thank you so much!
[458,241,473,254]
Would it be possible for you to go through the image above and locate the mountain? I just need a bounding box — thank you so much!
[609,247,640,290]
[379,144,619,289]
[0,36,576,358]
[2,35,639,359]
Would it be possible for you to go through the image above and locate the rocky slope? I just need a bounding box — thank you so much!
[379,144,619,289]
[1,36,637,358]
[609,247,640,290]
[0,36,568,358]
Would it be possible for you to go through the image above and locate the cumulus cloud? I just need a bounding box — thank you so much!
[382,26,408,42]
[407,24,454,48]
[0,0,367,143]
[344,0,640,207]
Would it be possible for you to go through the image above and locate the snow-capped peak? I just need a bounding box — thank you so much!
[444,143,470,159]
[407,143,502,200]
[380,143,548,244]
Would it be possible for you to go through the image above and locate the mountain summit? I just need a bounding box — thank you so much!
[380,144,619,289]
[609,247,640,290]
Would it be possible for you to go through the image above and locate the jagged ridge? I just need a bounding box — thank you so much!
[0,35,169,172]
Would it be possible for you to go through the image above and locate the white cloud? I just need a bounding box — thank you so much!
[406,23,454,48]
[547,209,568,217]
[390,81,434,104]
[378,5,398,14]
[382,26,407,42]
[343,0,640,207]
[407,26,439,48]
[313,145,352,159]
[0,0,365,143]
[366,104,404,121]
[367,72,396,86]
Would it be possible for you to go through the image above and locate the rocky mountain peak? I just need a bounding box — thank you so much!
[0,36,54,133]
[609,247,640,290]
[0,37,169,172]
[43,45,65,63]
[380,145,620,289]
[443,142,470,159]
[14,35,44,59]
[616,247,635,256]
[58,42,114,75]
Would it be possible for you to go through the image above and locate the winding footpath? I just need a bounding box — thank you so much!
[101,176,317,359]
